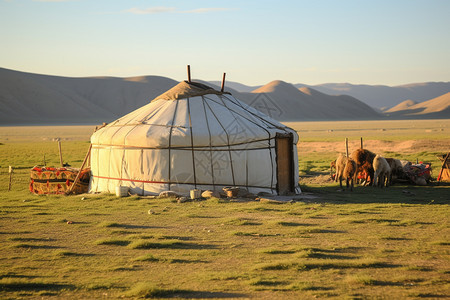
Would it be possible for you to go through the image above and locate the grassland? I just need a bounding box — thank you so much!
[0,121,449,299]
[286,119,450,176]
[285,119,450,142]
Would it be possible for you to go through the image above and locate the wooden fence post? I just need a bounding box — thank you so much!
[66,144,92,195]
[437,152,450,182]
[8,166,13,191]
[58,140,64,167]
[345,138,349,157]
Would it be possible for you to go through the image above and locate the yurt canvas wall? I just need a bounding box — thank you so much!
[89,81,300,196]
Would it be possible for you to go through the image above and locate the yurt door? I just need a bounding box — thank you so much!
[276,133,294,195]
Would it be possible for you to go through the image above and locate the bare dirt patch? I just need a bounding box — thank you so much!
[300,174,334,186]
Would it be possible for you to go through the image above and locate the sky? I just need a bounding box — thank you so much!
[1,0,449,86]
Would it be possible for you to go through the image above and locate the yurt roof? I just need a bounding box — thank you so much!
[91,81,298,148]
[152,81,229,102]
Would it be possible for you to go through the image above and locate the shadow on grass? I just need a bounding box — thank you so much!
[299,182,450,205]
[302,261,401,271]
[113,267,140,272]
[380,237,413,241]
[185,214,219,219]
[249,279,286,286]
[320,246,365,253]
[128,240,218,250]
[300,285,334,291]
[0,273,38,280]
[100,222,160,229]
[157,235,194,241]
[277,222,308,227]
[132,289,247,299]
[95,239,130,246]
[0,231,33,235]
[54,251,96,257]
[165,259,209,264]
[408,293,448,298]
[306,253,358,260]
[246,207,284,212]
[8,237,56,242]
[298,229,346,234]
[258,261,401,271]
[262,249,296,254]
[13,244,61,249]
[0,281,75,292]
[231,232,278,237]
[224,218,263,226]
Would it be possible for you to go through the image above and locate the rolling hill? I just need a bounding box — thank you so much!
[234,80,381,121]
[295,82,450,109]
[209,80,450,110]
[0,67,447,125]
[0,68,177,125]
[384,92,450,119]
[384,100,417,113]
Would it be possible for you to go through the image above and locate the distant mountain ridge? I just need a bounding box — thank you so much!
[384,92,450,119]
[214,80,450,110]
[302,82,450,109]
[0,67,448,125]
[0,68,177,125]
[238,80,382,121]
[202,80,381,121]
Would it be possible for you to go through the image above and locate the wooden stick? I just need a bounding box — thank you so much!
[221,72,226,92]
[437,152,450,182]
[58,140,64,167]
[187,65,191,83]
[360,137,363,149]
[66,144,92,195]
[345,138,349,157]
[8,166,13,192]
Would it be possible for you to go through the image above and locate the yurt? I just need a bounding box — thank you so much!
[89,80,300,196]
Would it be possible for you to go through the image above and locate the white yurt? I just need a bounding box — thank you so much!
[89,80,300,196]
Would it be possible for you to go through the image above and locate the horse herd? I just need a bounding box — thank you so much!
[331,148,403,191]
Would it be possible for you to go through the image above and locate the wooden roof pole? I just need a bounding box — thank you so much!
[187,65,191,83]
[221,72,226,92]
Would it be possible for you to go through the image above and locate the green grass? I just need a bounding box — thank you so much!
[0,191,448,299]
[0,123,449,299]
[97,221,127,228]
[133,254,159,262]
[285,119,450,142]
[95,238,131,246]
[125,283,172,298]
[128,240,186,249]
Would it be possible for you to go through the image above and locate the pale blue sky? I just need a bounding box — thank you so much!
[1,0,449,85]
